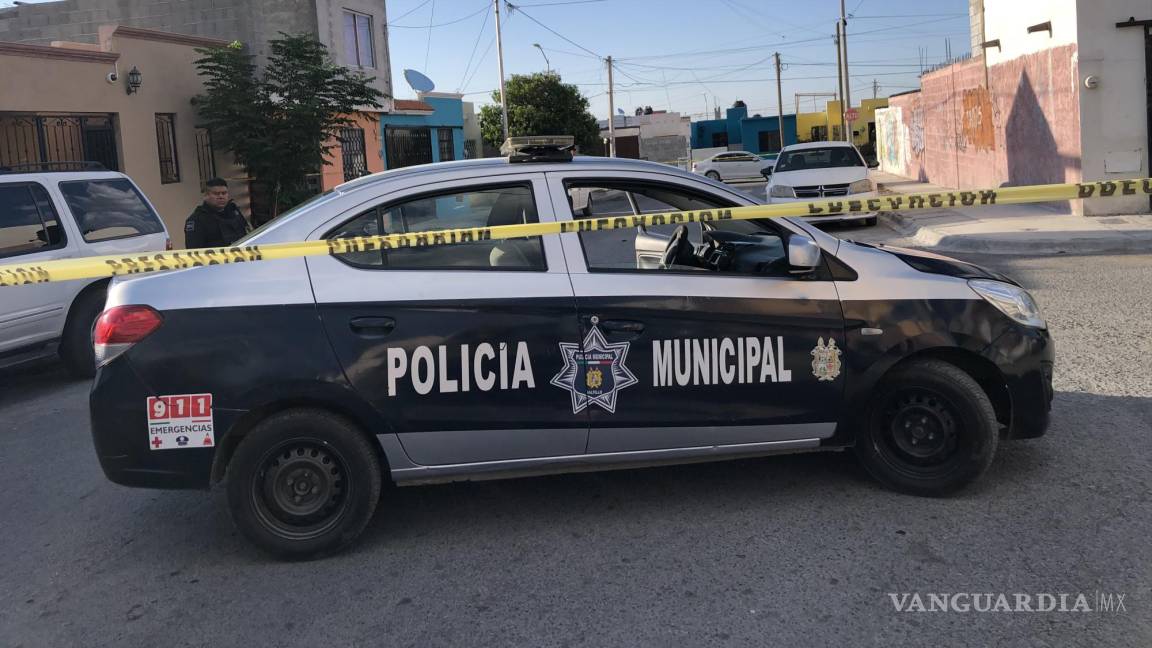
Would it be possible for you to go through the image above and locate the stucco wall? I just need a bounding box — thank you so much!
[0,30,246,246]
[878,46,1082,197]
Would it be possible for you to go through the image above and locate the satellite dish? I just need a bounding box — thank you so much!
[616,108,625,115]
[403,69,436,93]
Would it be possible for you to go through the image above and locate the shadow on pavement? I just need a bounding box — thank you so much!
[0,358,88,407]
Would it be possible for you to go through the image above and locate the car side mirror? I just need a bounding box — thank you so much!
[867,160,879,169]
[761,167,773,178]
[788,236,821,270]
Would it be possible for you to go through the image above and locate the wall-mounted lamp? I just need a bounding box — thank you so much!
[125,66,142,95]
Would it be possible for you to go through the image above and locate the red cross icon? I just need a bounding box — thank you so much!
[151,436,162,449]
[202,434,212,446]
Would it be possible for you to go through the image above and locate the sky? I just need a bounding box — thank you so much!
[386,0,973,119]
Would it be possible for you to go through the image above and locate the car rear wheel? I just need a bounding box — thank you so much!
[60,285,107,379]
[705,170,721,181]
[226,409,382,560]
[855,359,997,497]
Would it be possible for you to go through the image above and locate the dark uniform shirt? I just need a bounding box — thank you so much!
[184,201,251,248]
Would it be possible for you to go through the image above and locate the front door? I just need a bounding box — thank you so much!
[307,175,587,465]
[546,170,846,454]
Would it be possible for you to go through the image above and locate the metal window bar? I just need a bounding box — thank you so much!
[154,113,180,184]
[437,128,455,162]
[194,128,216,191]
[384,126,433,169]
[0,113,120,172]
[339,127,368,181]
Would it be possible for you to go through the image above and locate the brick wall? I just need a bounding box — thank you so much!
[879,44,1081,189]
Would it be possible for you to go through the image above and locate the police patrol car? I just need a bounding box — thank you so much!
[89,139,1053,559]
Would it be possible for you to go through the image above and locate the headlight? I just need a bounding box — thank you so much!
[968,279,1046,328]
[769,185,795,198]
[849,178,873,194]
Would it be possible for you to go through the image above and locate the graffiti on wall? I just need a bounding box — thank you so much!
[909,107,924,156]
[961,86,996,152]
[875,107,908,175]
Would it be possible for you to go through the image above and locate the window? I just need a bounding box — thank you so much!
[565,180,789,276]
[437,128,456,162]
[343,11,375,68]
[385,126,433,169]
[711,132,728,147]
[758,130,781,153]
[194,128,216,192]
[327,184,545,270]
[339,127,368,181]
[154,113,180,184]
[0,183,65,258]
[774,146,864,172]
[59,179,165,242]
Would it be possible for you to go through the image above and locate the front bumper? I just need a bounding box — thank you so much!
[983,324,1055,439]
[767,191,878,223]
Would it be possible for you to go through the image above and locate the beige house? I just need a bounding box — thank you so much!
[0,26,244,247]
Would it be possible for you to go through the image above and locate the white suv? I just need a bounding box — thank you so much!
[766,141,880,226]
[0,166,169,376]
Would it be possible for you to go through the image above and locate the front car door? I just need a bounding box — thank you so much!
[545,169,846,454]
[306,174,587,466]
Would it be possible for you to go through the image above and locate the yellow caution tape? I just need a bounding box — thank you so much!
[1,177,1149,287]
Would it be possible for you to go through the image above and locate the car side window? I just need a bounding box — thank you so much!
[58,179,165,242]
[327,183,545,271]
[565,180,792,278]
[0,183,66,258]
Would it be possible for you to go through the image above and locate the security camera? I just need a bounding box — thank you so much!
[107,72,118,84]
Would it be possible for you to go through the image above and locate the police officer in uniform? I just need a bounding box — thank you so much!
[184,177,251,248]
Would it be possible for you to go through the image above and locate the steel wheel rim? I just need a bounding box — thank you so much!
[875,388,965,476]
[250,439,351,540]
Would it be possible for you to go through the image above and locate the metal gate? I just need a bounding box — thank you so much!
[339,127,368,181]
[0,113,119,171]
[384,126,432,169]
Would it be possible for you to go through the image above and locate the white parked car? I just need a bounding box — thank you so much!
[0,165,169,376]
[692,151,775,182]
[765,141,879,226]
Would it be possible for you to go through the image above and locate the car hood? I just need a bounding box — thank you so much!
[873,243,1019,285]
[770,167,867,186]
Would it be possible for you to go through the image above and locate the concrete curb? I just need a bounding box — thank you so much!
[877,210,1152,255]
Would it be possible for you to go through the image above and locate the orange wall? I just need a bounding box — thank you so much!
[320,112,384,190]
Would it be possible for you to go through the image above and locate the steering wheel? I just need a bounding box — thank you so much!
[660,224,693,268]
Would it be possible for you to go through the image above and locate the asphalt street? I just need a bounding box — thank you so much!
[1,218,1149,647]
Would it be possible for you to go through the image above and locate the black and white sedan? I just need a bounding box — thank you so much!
[89,145,1054,559]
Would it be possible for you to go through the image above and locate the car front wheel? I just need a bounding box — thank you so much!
[855,359,998,497]
[705,170,721,181]
[226,409,382,560]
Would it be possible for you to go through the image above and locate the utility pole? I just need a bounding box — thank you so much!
[494,0,509,141]
[835,22,847,141]
[606,55,616,157]
[840,0,851,117]
[773,52,784,152]
[873,79,879,99]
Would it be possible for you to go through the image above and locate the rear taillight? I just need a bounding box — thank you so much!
[94,305,163,366]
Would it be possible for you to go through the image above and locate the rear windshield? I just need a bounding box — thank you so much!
[58,179,165,242]
[774,147,864,172]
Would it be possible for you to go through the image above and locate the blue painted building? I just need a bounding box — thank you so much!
[379,92,467,169]
[690,103,798,154]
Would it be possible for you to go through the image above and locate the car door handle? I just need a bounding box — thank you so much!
[598,319,645,335]
[349,316,396,337]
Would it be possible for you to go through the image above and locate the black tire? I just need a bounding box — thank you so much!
[59,285,107,379]
[226,409,382,560]
[705,170,722,181]
[855,359,997,497]
[861,215,878,227]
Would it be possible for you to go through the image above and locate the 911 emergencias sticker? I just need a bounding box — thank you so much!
[147,393,214,450]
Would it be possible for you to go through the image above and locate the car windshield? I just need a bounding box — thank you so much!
[774,147,863,172]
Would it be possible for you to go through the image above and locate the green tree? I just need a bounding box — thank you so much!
[479,72,600,152]
[193,35,385,219]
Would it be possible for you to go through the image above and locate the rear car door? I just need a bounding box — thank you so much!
[734,153,761,178]
[545,170,846,453]
[0,181,77,354]
[306,174,588,466]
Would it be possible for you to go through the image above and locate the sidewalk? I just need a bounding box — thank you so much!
[870,171,1152,255]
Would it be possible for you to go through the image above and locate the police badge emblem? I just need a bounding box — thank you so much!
[551,321,638,414]
[810,337,842,381]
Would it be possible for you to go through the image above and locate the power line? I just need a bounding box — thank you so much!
[461,34,497,92]
[423,0,436,71]
[457,3,491,91]
[512,0,608,5]
[505,2,602,58]
[389,0,434,23]
[390,3,489,28]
